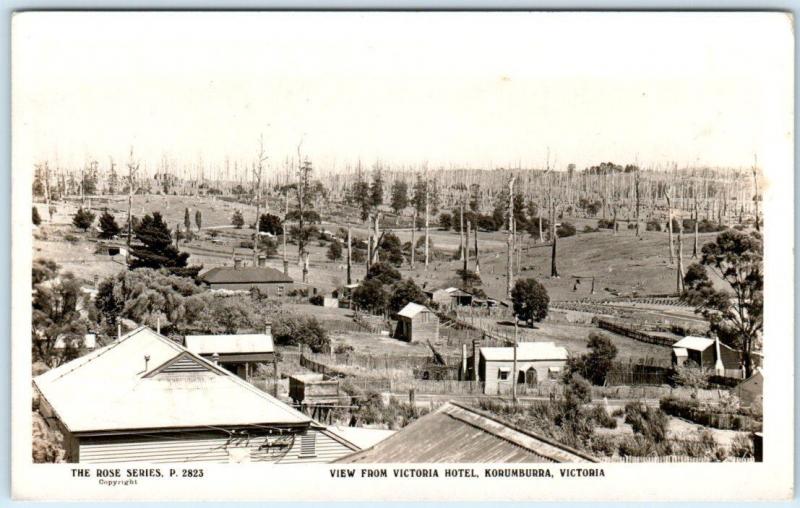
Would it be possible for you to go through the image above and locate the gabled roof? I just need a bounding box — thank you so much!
[200,266,293,284]
[34,327,310,434]
[397,302,432,318]
[326,426,395,450]
[336,402,596,463]
[480,342,569,362]
[184,333,274,355]
[672,336,715,351]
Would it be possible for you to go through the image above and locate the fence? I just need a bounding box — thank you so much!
[606,365,672,386]
[597,319,678,347]
[609,456,754,463]
[303,351,461,370]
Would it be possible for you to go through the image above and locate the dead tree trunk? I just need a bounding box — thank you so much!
[665,189,674,264]
[464,219,470,273]
[692,193,699,258]
[459,200,465,262]
[634,172,641,237]
[424,182,430,270]
[752,159,760,232]
[346,226,352,285]
[676,219,685,293]
[550,202,559,278]
[474,222,480,275]
[411,208,416,269]
[506,177,515,297]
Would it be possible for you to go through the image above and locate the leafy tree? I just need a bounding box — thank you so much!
[511,278,549,327]
[370,167,384,207]
[232,209,245,229]
[128,212,194,274]
[327,239,343,261]
[390,180,409,214]
[411,175,427,218]
[32,266,89,367]
[456,268,482,292]
[184,208,191,231]
[568,332,618,385]
[272,314,330,353]
[352,248,366,264]
[672,360,710,397]
[388,278,427,314]
[684,230,762,376]
[439,212,452,231]
[258,213,284,235]
[259,237,278,257]
[195,210,202,231]
[469,183,481,212]
[98,210,121,239]
[71,207,95,231]
[377,232,405,266]
[352,278,388,315]
[32,206,41,226]
[366,262,402,285]
[557,221,576,238]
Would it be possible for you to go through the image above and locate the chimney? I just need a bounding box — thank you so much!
[264,322,272,337]
[258,255,266,267]
[156,317,161,335]
[714,336,725,376]
[234,257,242,269]
[472,339,480,381]
[117,323,121,340]
[461,344,468,381]
[144,354,150,371]
[212,352,220,365]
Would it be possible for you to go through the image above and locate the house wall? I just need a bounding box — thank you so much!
[206,282,295,296]
[408,312,439,343]
[75,428,354,464]
[481,359,567,395]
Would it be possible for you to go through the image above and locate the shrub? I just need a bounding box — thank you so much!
[597,219,614,229]
[611,408,624,417]
[589,435,617,457]
[564,373,592,406]
[366,262,401,285]
[327,240,343,261]
[309,294,324,306]
[557,221,576,238]
[588,406,617,429]
[334,343,355,354]
[64,234,79,243]
[624,402,669,443]
[627,223,636,230]
[231,210,245,228]
[32,206,42,226]
[239,240,254,249]
[272,314,330,353]
[646,219,662,232]
[730,433,754,458]
[582,225,598,233]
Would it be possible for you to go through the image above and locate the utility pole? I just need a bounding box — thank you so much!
[512,318,518,404]
[424,176,430,270]
[506,176,516,298]
[252,134,267,266]
[474,222,480,275]
[346,226,352,285]
[411,208,416,269]
[283,186,289,275]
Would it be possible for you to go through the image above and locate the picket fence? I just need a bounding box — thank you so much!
[609,456,754,463]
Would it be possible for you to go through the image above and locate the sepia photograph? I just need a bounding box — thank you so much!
[10,10,794,501]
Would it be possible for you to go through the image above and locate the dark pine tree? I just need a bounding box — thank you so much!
[129,212,197,276]
[98,210,121,239]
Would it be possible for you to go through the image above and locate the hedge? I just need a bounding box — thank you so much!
[660,396,762,432]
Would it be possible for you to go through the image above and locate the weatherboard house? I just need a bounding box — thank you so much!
[184,326,275,381]
[199,262,294,296]
[34,327,360,464]
[671,336,742,375]
[478,342,569,394]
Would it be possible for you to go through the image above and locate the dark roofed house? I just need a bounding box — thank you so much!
[200,261,295,296]
[337,402,597,463]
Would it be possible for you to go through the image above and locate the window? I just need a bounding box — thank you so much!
[498,369,510,381]
[299,431,316,458]
[277,285,285,297]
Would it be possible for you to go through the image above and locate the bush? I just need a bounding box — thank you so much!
[272,314,330,353]
[588,405,617,429]
[557,221,576,238]
[611,408,624,417]
[646,220,661,232]
[730,433,755,458]
[597,219,614,229]
[309,294,324,306]
[239,240,254,249]
[33,206,42,226]
[64,234,79,243]
[72,207,95,231]
[564,374,592,406]
[231,210,245,228]
[327,240,343,261]
[624,402,669,443]
[582,225,598,233]
[627,223,636,230]
[334,343,355,354]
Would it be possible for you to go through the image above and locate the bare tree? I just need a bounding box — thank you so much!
[252,134,268,265]
[125,147,140,265]
[752,155,760,232]
[506,175,516,297]
[665,184,675,264]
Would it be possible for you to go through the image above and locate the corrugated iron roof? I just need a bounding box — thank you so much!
[337,402,596,463]
[201,266,293,284]
[397,302,431,318]
[480,342,569,362]
[34,327,310,433]
[326,426,395,450]
[184,333,274,355]
[673,336,715,351]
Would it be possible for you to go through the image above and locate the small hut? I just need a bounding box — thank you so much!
[394,303,439,343]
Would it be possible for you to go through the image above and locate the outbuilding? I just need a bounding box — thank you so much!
[394,302,439,343]
[671,336,742,376]
[184,327,275,381]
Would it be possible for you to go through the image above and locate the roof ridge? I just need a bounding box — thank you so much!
[49,326,149,382]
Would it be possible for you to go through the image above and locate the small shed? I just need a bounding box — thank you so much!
[394,303,439,343]
[672,336,742,373]
[289,374,340,406]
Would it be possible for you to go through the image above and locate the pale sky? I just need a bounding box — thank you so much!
[12,11,794,177]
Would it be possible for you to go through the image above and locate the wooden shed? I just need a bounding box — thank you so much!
[394,303,439,343]
[672,336,742,376]
[289,374,340,405]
